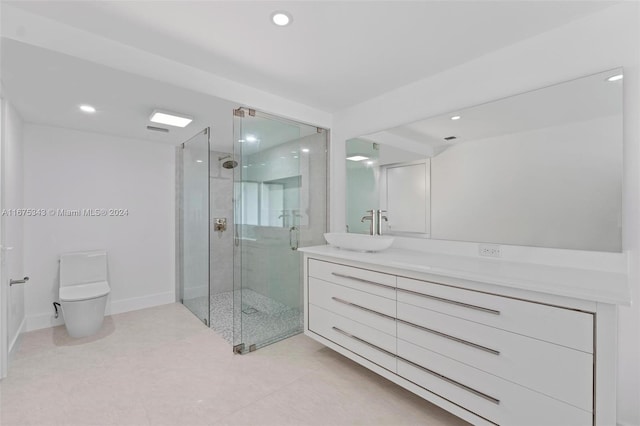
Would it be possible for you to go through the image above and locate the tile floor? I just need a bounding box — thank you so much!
[209,290,302,346]
[0,303,469,426]
[184,289,302,346]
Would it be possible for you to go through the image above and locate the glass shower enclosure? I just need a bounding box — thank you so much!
[179,128,210,326]
[178,110,328,353]
[232,108,328,352]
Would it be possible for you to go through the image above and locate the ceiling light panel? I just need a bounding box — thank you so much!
[150,110,193,128]
[347,155,369,162]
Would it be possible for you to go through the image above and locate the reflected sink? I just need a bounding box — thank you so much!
[324,233,394,252]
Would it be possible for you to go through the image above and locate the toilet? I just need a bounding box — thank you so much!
[59,250,111,338]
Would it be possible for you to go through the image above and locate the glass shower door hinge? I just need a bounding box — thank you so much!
[233,343,257,354]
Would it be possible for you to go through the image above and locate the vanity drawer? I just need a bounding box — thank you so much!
[309,259,396,299]
[397,340,592,426]
[309,277,396,336]
[397,277,593,352]
[397,301,592,411]
[308,304,396,372]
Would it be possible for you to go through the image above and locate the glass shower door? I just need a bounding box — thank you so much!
[232,109,327,352]
[180,128,210,326]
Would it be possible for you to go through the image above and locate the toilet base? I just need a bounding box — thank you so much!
[61,295,108,338]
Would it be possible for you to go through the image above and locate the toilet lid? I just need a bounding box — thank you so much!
[59,281,110,302]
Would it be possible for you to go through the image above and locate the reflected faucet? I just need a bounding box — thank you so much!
[279,210,290,227]
[376,210,388,236]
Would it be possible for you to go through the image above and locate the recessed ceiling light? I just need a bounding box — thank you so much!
[271,11,292,26]
[245,135,258,143]
[366,161,374,165]
[238,139,245,143]
[150,110,193,128]
[347,155,369,162]
[450,115,461,120]
[79,104,96,113]
[196,160,203,163]
[301,148,310,153]
[606,74,623,82]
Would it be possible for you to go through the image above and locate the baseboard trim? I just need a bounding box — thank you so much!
[8,317,26,357]
[107,291,175,316]
[25,291,176,332]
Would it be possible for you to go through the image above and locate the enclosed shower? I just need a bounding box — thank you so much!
[178,109,328,352]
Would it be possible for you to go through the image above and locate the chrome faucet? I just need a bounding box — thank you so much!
[361,209,377,236]
[361,209,389,236]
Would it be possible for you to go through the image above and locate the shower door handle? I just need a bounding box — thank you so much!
[289,226,299,251]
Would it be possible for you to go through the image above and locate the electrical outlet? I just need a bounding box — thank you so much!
[479,244,501,258]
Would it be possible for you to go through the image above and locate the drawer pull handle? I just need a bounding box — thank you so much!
[332,326,396,357]
[397,288,500,316]
[331,297,396,321]
[399,357,500,405]
[331,272,395,290]
[397,318,500,356]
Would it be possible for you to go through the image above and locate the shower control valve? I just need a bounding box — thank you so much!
[214,218,227,233]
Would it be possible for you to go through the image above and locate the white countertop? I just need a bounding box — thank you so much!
[299,245,631,305]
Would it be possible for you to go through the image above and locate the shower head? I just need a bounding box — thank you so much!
[217,154,238,169]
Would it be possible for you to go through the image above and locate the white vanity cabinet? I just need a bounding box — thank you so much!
[302,248,627,426]
[308,260,397,372]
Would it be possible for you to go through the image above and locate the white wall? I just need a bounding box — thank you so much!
[23,124,175,330]
[1,99,25,355]
[332,4,639,424]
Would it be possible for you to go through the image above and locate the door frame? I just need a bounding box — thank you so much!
[0,97,8,378]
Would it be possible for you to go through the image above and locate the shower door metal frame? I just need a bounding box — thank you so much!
[177,128,211,327]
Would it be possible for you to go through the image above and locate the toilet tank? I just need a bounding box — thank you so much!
[60,250,108,287]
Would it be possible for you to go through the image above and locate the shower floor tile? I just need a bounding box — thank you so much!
[188,289,303,347]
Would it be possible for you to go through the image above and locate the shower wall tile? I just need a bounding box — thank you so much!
[210,151,234,295]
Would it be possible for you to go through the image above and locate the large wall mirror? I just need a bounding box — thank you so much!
[346,68,623,252]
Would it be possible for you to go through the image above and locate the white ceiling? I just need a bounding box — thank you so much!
[1,38,239,149]
[4,0,613,112]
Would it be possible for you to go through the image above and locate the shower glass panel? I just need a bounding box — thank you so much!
[233,109,327,352]
[180,128,210,326]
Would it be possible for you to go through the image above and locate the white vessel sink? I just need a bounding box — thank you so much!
[324,233,394,252]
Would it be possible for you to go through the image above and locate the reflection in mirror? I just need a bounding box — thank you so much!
[347,68,623,252]
[346,139,430,237]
